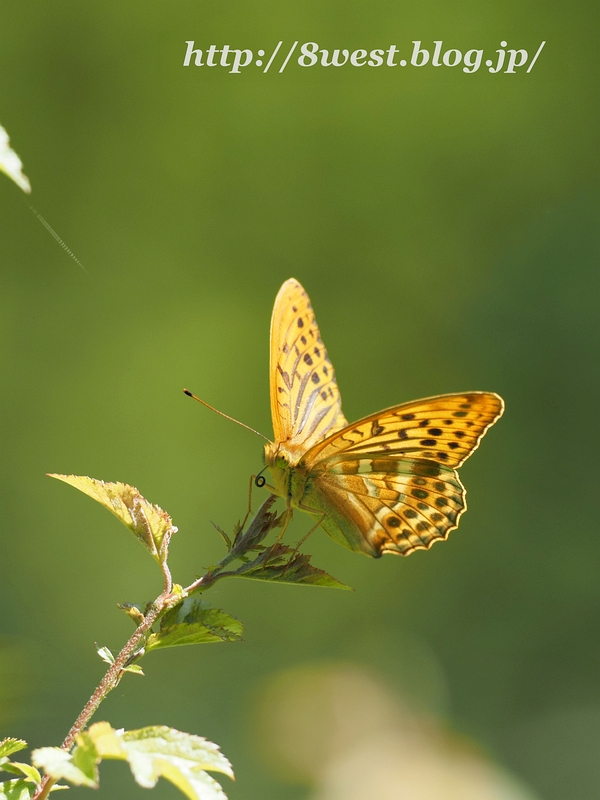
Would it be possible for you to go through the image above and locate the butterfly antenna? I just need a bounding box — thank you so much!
[183,389,273,443]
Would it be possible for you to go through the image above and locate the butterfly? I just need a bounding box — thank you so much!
[262,278,504,557]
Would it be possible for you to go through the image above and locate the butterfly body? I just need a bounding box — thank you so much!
[265,279,504,558]
[263,447,309,506]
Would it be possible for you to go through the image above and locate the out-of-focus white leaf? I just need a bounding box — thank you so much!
[0,127,31,193]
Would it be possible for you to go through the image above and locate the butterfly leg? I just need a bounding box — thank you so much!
[239,474,256,531]
[242,473,279,531]
[259,506,293,572]
[279,503,326,576]
[272,506,293,544]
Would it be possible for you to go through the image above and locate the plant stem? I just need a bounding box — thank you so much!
[32,588,174,799]
[32,495,280,800]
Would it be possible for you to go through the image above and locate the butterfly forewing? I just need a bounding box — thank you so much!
[270,279,347,455]
[311,459,466,557]
[304,392,504,469]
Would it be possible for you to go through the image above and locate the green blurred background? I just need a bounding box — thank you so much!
[1,1,599,798]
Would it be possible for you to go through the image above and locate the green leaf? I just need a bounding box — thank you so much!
[0,743,26,760]
[88,722,233,800]
[147,599,243,651]
[95,644,115,665]
[0,779,33,799]
[211,522,232,551]
[232,543,352,589]
[32,733,99,789]
[123,664,145,676]
[0,764,39,784]
[48,475,177,564]
[94,643,144,676]
[231,495,280,552]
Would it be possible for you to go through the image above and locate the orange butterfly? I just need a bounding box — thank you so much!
[262,279,504,557]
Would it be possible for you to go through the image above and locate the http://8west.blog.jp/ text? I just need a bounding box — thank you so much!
[183,40,546,75]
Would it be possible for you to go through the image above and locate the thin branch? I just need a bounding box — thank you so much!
[32,590,174,799]
[32,493,282,800]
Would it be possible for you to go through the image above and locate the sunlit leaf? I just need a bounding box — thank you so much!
[0,779,33,799]
[0,127,31,194]
[88,722,233,800]
[146,599,243,651]
[0,743,26,760]
[0,763,40,784]
[232,543,351,589]
[48,475,177,563]
[32,733,99,789]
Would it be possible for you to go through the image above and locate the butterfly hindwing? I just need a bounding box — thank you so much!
[301,392,503,556]
[270,279,347,456]
[305,392,504,469]
[308,457,466,557]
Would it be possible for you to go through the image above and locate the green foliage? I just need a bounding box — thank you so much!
[229,494,282,553]
[233,543,352,589]
[95,644,144,676]
[1,479,351,799]
[0,764,40,785]
[33,723,233,800]
[0,743,26,761]
[0,780,34,799]
[48,475,176,565]
[146,598,243,651]
[0,740,45,800]
[32,745,97,789]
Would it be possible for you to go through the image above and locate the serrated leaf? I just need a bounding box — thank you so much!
[0,764,39,784]
[0,779,33,799]
[32,734,99,789]
[0,126,31,194]
[88,722,233,800]
[0,743,26,760]
[211,522,232,550]
[49,475,177,563]
[232,543,352,589]
[146,599,243,651]
[231,495,279,551]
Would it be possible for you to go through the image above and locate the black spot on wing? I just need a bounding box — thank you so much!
[410,459,441,478]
